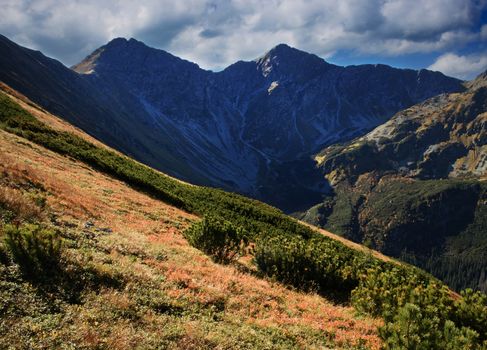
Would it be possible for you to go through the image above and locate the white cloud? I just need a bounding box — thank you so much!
[0,0,485,69]
[428,52,487,80]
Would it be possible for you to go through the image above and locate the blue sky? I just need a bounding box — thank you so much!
[1,0,486,80]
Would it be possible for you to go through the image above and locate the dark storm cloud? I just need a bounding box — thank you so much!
[199,29,223,39]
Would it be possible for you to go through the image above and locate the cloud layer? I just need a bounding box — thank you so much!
[1,0,485,78]
[429,52,487,80]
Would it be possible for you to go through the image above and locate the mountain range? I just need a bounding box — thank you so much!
[1,34,485,292]
[0,35,464,211]
[1,33,487,348]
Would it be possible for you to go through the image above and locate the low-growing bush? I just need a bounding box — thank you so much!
[452,289,487,343]
[351,265,430,317]
[184,216,247,264]
[380,302,480,350]
[254,234,363,301]
[3,223,62,276]
[352,264,487,349]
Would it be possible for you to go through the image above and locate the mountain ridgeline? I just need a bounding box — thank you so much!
[0,35,464,211]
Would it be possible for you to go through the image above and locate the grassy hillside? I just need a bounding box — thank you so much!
[1,88,486,349]
[0,105,380,349]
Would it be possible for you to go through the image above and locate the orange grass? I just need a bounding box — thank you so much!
[0,103,382,349]
[0,185,44,222]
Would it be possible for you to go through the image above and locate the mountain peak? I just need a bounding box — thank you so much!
[105,37,146,49]
[255,43,330,79]
[106,37,128,46]
[259,43,315,61]
[72,38,139,73]
[267,43,295,54]
[73,37,201,75]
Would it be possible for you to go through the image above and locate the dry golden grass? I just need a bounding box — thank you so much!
[0,186,44,222]
[0,125,382,348]
[0,83,384,348]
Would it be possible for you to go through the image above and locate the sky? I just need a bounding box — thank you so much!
[1,0,487,80]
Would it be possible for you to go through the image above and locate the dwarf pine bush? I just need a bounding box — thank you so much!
[184,216,247,264]
[3,224,62,276]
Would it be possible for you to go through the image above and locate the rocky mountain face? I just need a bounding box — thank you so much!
[0,34,183,181]
[0,35,464,211]
[301,73,487,292]
[317,75,487,185]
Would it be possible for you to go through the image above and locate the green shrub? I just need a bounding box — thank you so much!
[380,303,480,350]
[184,216,247,264]
[452,289,487,342]
[352,265,487,349]
[254,234,362,300]
[3,224,62,276]
[351,265,428,317]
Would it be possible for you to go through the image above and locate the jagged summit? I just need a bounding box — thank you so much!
[103,37,151,50]
[255,43,330,78]
[71,37,135,74]
[257,43,324,61]
[105,37,128,46]
[73,37,201,75]
[260,43,306,58]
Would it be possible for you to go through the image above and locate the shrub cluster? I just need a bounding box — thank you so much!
[254,234,362,300]
[252,233,487,348]
[3,224,62,276]
[352,265,487,349]
[184,216,247,264]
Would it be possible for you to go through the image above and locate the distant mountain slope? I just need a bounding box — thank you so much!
[317,73,487,184]
[0,35,211,187]
[301,72,487,292]
[0,34,464,211]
